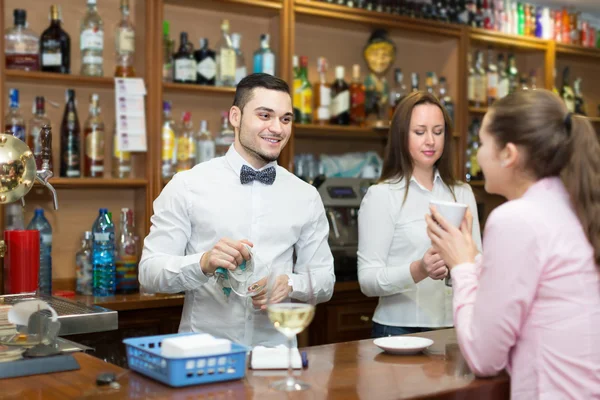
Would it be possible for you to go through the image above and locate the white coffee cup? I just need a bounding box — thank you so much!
[429,200,468,228]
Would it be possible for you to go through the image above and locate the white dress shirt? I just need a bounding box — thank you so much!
[357,171,482,328]
[139,145,335,347]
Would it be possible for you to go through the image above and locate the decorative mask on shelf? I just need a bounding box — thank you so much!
[363,29,396,123]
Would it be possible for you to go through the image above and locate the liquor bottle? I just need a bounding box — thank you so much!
[295,56,313,124]
[5,9,39,71]
[40,5,71,74]
[496,53,509,100]
[161,101,177,179]
[80,0,104,76]
[92,208,116,297]
[83,94,105,178]
[194,38,216,85]
[438,77,454,125]
[425,72,436,94]
[519,74,528,90]
[60,89,81,178]
[231,33,247,85]
[313,57,331,125]
[176,112,196,172]
[27,209,52,296]
[350,64,366,126]
[517,2,525,35]
[215,112,235,157]
[529,70,537,90]
[569,11,580,46]
[196,120,215,164]
[561,7,570,44]
[560,67,575,113]
[216,20,236,87]
[389,68,407,120]
[465,118,483,182]
[28,97,53,171]
[292,55,301,122]
[534,6,543,38]
[507,53,518,94]
[173,32,196,84]
[253,34,276,76]
[330,66,350,125]
[115,0,135,77]
[482,0,493,30]
[411,72,420,92]
[573,77,586,116]
[474,50,487,108]
[162,21,174,82]
[112,124,131,178]
[486,47,498,105]
[523,3,530,36]
[4,89,26,142]
[467,52,476,107]
[75,231,93,295]
[116,208,138,294]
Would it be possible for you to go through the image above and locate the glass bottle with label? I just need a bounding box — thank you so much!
[161,101,177,179]
[173,32,196,84]
[486,47,498,106]
[349,64,366,126]
[114,0,135,77]
[330,66,350,125]
[28,97,52,171]
[60,89,81,178]
[80,0,104,76]
[507,53,519,94]
[411,72,420,92]
[4,88,26,142]
[76,231,93,295]
[292,55,300,121]
[116,208,138,294]
[438,77,454,125]
[231,33,247,85]
[295,55,313,125]
[112,124,131,178]
[313,57,331,125]
[215,112,235,157]
[467,52,476,107]
[389,68,407,120]
[496,53,509,100]
[216,20,236,87]
[4,9,39,71]
[83,94,105,178]
[194,38,216,85]
[176,112,196,172]
[473,50,487,108]
[561,67,575,113]
[253,33,275,76]
[196,120,215,164]
[162,21,174,82]
[573,77,586,116]
[40,5,70,74]
[465,118,483,182]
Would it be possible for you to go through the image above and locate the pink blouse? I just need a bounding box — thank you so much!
[451,177,600,399]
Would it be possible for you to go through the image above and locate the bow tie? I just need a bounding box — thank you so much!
[240,165,276,185]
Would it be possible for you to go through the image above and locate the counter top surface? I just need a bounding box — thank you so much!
[0,329,510,399]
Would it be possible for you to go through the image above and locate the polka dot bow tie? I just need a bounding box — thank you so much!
[240,165,276,185]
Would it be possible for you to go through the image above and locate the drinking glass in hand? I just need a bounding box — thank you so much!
[266,264,315,391]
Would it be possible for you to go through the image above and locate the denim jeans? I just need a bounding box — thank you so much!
[371,322,432,338]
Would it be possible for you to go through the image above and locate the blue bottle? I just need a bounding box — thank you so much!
[27,208,52,296]
[92,208,116,296]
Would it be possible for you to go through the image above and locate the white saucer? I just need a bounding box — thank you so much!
[373,336,434,355]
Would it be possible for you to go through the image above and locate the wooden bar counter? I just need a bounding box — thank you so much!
[1,329,509,399]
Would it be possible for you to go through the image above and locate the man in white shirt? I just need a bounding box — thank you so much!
[139,73,335,346]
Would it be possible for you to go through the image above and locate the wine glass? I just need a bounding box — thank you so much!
[266,263,316,391]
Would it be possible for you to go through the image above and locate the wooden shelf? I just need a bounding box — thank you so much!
[39,178,148,189]
[165,0,282,14]
[468,28,549,51]
[163,82,236,95]
[5,70,115,88]
[294,123,389,140]
[469,107,488,114]
[556,43,600,60]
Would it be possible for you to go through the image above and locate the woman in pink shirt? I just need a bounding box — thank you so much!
[425,89,600,399]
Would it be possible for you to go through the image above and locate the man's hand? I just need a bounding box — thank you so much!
[251,275,292,311]
[200,238,253,276]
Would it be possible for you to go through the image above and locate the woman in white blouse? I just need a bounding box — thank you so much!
[358,91,482,337]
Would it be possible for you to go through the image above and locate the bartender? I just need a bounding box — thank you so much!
[139,73,335,347]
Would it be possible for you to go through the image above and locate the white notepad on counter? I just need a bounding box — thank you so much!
[251,345,302,370]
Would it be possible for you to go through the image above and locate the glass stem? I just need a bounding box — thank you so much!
[287,335,294,388]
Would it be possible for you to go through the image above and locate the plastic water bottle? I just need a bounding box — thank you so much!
[27,208,52,296]
[92,208,116,296]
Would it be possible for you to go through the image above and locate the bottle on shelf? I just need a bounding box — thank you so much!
[231,33,247,85]
[215,111,235,157]
[4,9,39,71]
[116,208,138,294]
[60,89,82,178]
[529,70,537,90]
[115,0,135,77]
[112,123,132,179]
[349,64,366,126]
[27,208,53,296]
[75,231,93,296]
[40,5,70,74]
[438,76,454,125]
[253,34,275,76]
[83,94,105,178]
[465,118,483,182]
[176,112,196,173]
[92,208,116,297]
[194,38,216,86]
[216,19,236,87]
[519,74,528,91]
[162,21,174,82]
[173,32,196,84]
[196,120,215,164]
[425,72,437,94]
[389,68,407,120]
[486,47,498,106]
[292,55,301,122]
[5,88,26,142]
[573,77,586,116]
[80,0,104,76]
[473,50,486,108]
[330,66,350,125]
[313,57,331,126]
[496,53,509,100]
[560,66,575,113]
[28,96,52,171]
[507,53,519,94]
[467,52,476,107]
[295,55,313,125]
[411,72,420,92]
[161,101,177,180]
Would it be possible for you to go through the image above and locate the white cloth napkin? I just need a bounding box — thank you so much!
[251,345,302,370]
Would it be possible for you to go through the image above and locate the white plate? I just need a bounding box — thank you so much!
[373,336,434,355]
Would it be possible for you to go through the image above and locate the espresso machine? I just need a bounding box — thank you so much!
[317,177,375,282]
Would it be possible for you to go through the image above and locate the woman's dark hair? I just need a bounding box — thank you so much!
[488,89,600,267]
[379,91,457,202]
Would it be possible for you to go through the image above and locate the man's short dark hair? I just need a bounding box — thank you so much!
[232,73,290,112]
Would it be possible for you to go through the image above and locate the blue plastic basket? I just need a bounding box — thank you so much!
[123,333,249,387]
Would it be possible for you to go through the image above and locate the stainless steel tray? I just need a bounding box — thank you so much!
[0,293,118,336]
